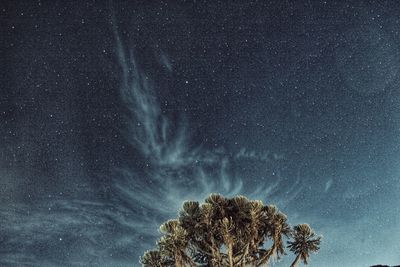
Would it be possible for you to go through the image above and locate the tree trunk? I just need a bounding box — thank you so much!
[236,244,249,267]
[227,242,234,267]
[210,237,221,266]
[256,245,275,267]
[290,254,301,267]
[175,252,185,267]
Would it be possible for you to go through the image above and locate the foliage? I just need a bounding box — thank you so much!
[140,194,321,267]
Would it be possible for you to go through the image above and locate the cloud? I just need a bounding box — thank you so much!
[113,30,302,263]
[324,178,333,193]
[0,28,301,267]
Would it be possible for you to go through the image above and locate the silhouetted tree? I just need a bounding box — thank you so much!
[141,194,322,267]
[287,224,321,267]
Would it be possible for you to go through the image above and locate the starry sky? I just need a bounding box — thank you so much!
[1,1,400,266]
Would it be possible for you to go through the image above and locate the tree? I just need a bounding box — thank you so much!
[141,194,321,267]
[287,224,321,267]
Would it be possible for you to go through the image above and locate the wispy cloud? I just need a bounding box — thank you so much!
[0,28,302,267]
[113,29,302,263]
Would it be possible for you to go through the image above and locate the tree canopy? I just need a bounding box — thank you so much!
[141,194,321,267]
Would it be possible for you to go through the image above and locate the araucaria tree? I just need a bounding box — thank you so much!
[141,194,321,267]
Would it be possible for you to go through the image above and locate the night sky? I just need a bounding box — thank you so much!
[1,1,400,266]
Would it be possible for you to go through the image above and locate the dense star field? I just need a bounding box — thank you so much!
[1,1,400,266]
